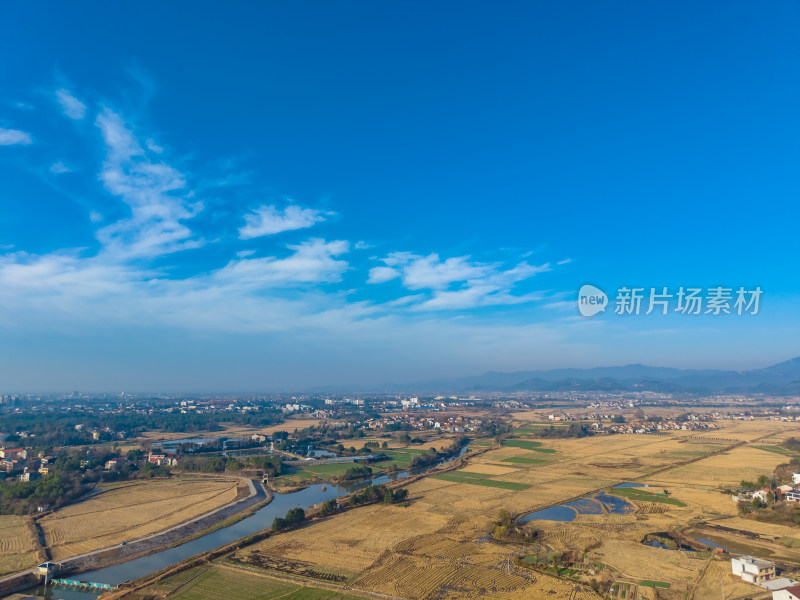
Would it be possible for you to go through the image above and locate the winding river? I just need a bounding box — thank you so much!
[27,446,469,600]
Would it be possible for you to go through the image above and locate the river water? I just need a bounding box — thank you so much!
[28,446,468,599]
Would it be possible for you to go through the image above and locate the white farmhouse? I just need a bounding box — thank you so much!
[773,584,800,600]
[731,555,776,584]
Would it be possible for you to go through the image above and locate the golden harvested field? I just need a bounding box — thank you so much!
[41,476,242,560]
[650,444,787,487]
[0,515,38,576]
[261,419,322,434]
[159,418,799,599]
[691,558,760,599]
[236,501,597,600]
[136,419,323,443]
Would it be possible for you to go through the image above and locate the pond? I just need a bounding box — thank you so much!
[519,492,634,523]
[695,537,725,550]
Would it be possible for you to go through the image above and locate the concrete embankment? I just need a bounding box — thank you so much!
[58,477,267,574]
[0,476,267,599]
[0,571,39,598]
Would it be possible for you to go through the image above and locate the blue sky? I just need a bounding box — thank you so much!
[1,1,799,391]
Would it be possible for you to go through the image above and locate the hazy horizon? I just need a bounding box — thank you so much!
[1,2,798,392]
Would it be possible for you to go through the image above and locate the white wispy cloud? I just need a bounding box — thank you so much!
[367,266,400,284]
[401,254,489,290]
[213,239,349,287]
[94,107,202,258]
[49,161,71,174]
[239,204,328,239]
[56,88,87,120]
[0,79,568,360]
[368,251,551,311]
[0,127,32,145]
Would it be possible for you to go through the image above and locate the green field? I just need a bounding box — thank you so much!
[433,472,529,490]
[161,565,363,600]
[304,463,363,476]
[501,456,545,464]
[608,487,686,506]
[752,445,798,456]
[503,439,542,449]
[276,448,429,485]
[639,580,671,589]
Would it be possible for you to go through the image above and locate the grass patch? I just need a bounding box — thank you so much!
[752,445,798,456]
[433,472,528,490]
[304,463,360,476]
[640,580,671,589]
[501,456,545,464]
[166,565,362,600]
[432,471,498,482]
[780,537,800,549]
[504,440,542,449]
[608,487,686,506]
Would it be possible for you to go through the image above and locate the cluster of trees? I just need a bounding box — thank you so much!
[177,454,282,475]
[348,484,408,506]
[740,475,776,491]
[0,447,170,514]
[537,423,590,439]
[319,499,338,516]
[0,408,284,448]
[407,436,468,470]
[271,507,305,531]
[492,508,537,543]
[783,437,800,452]
[340,465,373,480]
[0,472,86,514]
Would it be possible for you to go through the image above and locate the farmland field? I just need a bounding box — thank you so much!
[0,515,38,576]
[40,476,243,560]
[153,564,367,600]
[137,418,800,600]
[137,419,322,444]
[501,456,545,464]
[432,472,529,490]
[607,487,686,506]
[274,446,448,487]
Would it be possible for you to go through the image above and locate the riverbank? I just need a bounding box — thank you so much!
[98,445,486,599]
[0,477,267,599]
[57,478,267,574]
[8,442,477,600]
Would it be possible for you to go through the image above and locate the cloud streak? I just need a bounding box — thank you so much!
[239,204,328,239]
[0,127,32,145]
[369,252,551,311]
[55,88,87,120]
[94,107,202,258]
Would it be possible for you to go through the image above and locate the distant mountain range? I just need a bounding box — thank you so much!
[329,357,800,395]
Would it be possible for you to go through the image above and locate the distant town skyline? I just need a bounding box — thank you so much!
[1,2,799,392]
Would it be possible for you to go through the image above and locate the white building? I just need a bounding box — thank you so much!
[792,473,800,485]
[786,490,800,503]
[753,489,771,503]
[773,584,800,600]
[731,555,776,584]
